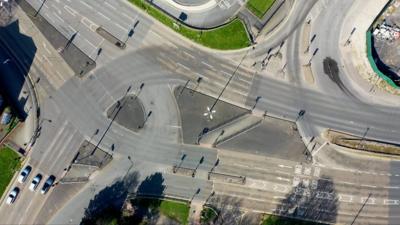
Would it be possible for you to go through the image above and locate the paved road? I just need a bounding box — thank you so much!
[1,0,400,224]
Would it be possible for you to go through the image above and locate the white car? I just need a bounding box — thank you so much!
[29,174,42,191]
[18,165,32,183]
[6,187,19,205]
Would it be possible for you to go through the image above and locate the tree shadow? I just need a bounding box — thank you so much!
[127,172,166,225]
[274,175,338,224]
[206,195,245,225]
[81,172,140,225]
[0,17,36,121]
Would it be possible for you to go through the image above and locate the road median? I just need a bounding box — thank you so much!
[325,129,400,157]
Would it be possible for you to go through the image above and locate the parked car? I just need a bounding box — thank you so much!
[1,106,12,125]
[40,175,56,194]
[6,187,19,205]
[29,174,42,191]
[18,165,32,183]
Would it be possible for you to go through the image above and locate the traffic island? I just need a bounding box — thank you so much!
[17,0,96,77]
[106,95,145,132]
[325,129,400,157]
[215,116,307,162]
[174,86,249,145]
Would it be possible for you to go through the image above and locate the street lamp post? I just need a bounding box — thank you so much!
[34,0,47,17]
[192,156,204,177]
[206,49,251,115]
[138,110,152,129]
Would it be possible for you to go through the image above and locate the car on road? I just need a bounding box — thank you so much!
[29,174,42,191]
[40,175,56,194]
[18,165,32,183]
[6,187,19,205]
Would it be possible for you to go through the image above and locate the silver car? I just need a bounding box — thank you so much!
[18,165,32,183]
[29,174,42,191]
[6,187,19,205]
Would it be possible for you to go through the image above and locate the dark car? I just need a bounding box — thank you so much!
[40,175,56,195]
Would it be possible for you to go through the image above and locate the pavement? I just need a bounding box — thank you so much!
[1,0,400,224]
[149,0,244,28]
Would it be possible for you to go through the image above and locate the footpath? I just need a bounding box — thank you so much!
[339,0,400,105]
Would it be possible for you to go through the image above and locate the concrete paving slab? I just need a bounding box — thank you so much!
[174,86,249,144]
[217,116,307,162]
[106,95,145,133]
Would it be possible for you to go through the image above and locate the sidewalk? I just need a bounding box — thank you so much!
[339,0,400,106]
[188,200,203,225]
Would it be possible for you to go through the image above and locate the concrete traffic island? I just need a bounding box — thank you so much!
[324,129,400,158]
[106,95,146,132]
[174,86,249,144]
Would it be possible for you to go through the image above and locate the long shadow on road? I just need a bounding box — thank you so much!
[0,18,36,121]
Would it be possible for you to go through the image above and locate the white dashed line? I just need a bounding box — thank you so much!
[97,12,110,21]
[104,2,116,10]
[80,1,93,9]
[64,5,77,16]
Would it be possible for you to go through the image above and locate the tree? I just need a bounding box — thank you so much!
[0,0,17,27]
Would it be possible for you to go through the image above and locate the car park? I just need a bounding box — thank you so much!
[6,187,19,205]
[40,175,56,194]
[29,174,42,191]
[18,165,32,183]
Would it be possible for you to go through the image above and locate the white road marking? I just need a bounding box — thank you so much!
[361,184,377,188]
[183,51,195,59]
[80,1,93,10]
[384,199,400,205]
[201,61,214,69]
[273,196,285,199]
[97,11,111,21]
[150,30,162,40]
[122,12,135,22]
[81,17,98,32]
[313,167,321,177]
[273,184,289,193]
[104,2,116,10]
[304,167,312,176]
[276,177,290,182]
[42,55,53,66]
[360,197,376,205]
[278,164,292,169]
[176,63,190,71]
[115,23,127,32]
[294,164,302,175]
[64,5,77,16]
[338,194,353,203]
[42,42,51,54]
[52,12,65,23]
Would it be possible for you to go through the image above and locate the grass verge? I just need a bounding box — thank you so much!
[159,200,190,225]
[0,146,21,197]
[128,0,250,50]
[262,215,326,225]
[246,0,276,19]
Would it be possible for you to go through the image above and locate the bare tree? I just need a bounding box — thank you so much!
[0,0,17,27]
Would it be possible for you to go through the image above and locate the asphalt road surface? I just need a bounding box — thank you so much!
[1,0,400,224]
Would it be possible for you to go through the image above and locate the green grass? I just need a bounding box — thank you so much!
[246,0,276,19]
[262,215,325,225]
[128,0,250,50]
[159,200,190,225]
[0,146,21,197]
